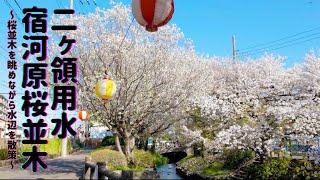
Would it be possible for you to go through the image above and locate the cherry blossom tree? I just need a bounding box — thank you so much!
[51,3,211,163]
[185,52,320,162]
[50,1,320,165]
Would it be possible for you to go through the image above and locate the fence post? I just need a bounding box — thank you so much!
[97,162,107,180]
[92,165,98,180]
[84,156,92,180]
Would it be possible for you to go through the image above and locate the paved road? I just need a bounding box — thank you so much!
[0,150,91,179]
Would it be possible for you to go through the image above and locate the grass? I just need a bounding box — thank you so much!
[109,164,146,172]
[90,147,168,172]
[177,156,231,178]
[202,162,231,177]
[178,155,194,164]
[177,156,210,172]
[90,148,128,169]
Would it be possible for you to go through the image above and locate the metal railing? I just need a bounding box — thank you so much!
[271,136,320,160]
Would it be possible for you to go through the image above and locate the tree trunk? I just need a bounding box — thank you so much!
[257,151,265,163]
[115,134,124,155]
[124,137,135,165]
[130,137,135,152]
[257,140,269,163]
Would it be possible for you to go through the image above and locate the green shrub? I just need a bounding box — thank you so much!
[101,136,115,146]
[254,157,291,179]
[18,144,32,161]
[223,149,255,169]
[39,138,73,155]
[40,138,60,155]
[0,149,8,160]
[152,152,168,166]
[18,138,73,159]
[101,136,124,146]
[289,159,320,178]
[133,149,154,168]
[290,159,311,178]
[133,149,168,167]
[245,158,320,179]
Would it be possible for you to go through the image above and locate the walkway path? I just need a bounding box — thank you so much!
[0,149,91,179]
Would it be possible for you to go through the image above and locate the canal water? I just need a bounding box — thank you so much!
[157,163,183,179]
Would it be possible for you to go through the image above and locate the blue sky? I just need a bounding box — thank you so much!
[0,0,319,126]
[1,0,319,64]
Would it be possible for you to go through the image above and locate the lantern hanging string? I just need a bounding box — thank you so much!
[95,18,135,103]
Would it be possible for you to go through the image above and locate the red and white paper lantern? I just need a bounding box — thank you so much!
[78,111,89,121]
[132,0,175,32]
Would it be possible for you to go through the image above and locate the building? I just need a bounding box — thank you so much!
[0,95,9,139]
[90,125,112,139]
[76,121,112,140]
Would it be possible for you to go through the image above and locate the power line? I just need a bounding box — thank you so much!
[78,0,91,14]
[56,0,62,8]
[239,26,320,52]
[4,0,22,22]
[4,0,43,40]
[75,0,85,14]
[13,0,23,11]
[4,1,41,38]
[93,0,97,6]
[60,0,65,8]
[238,32,320,56]
[3,0,41,61]
[238,36,320,58]
[76,0,85,15]
[232,35,236,61]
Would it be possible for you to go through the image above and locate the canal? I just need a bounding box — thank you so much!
[157,163,183,179]
[156,151,187,179]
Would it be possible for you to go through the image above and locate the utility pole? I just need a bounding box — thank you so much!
[232,35,237,61]
[70,0,74,9]
[85,120,89,148]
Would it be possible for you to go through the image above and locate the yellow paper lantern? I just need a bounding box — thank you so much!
[95,78,117,100]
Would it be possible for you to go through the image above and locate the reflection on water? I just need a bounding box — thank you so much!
[157,163,183,180]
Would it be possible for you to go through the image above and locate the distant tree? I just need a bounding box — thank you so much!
[184,52,320,162]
